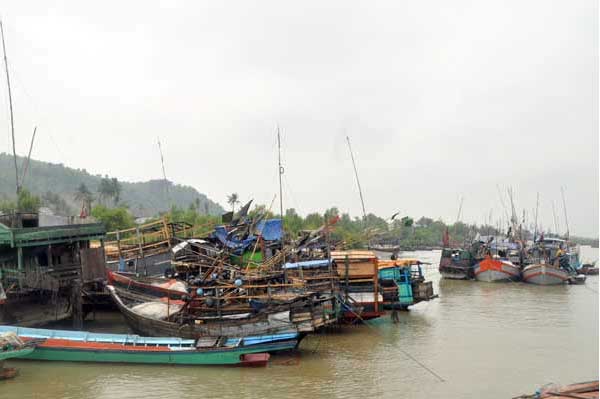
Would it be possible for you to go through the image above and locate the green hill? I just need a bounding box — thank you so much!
[0,153,224,217]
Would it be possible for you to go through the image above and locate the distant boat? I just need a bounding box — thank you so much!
[474,256,521,282]
[522,263,570,285]
[0,326,277,366]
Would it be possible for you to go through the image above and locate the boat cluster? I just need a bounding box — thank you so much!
[439,235,597,284]
[1,204,436,369]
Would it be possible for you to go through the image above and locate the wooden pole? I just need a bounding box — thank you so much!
[20,126,37,187]
[346,136,367,222]
[561,187,570,240]
[0,19,19,194]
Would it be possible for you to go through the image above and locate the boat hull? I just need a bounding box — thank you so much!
[0,346,34,361]
[474,258,520,282]
[16,339,286,365]
[439,270,470,280]
[522,264,569,285]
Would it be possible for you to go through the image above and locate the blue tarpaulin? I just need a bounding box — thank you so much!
[213,226,255,254]
[255,219,283,241]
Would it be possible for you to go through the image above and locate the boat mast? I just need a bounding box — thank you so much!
[20,126,37,186]
[0,19,19,195]
[157,137,171,209]
[456,196,464,223]
[533,192,539,242]
[551,200,560,236]
[560,186,570,240]
[277,126,284,219]
[346,136,367,222]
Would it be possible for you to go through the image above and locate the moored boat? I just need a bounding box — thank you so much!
[515,380,598,398]
[107,285,330,346]
[474,256,521,282]
[522,263,570,285]
[0,326,284,366]
[438,248,473,280]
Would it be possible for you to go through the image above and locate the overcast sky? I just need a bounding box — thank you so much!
[1,1,598,237]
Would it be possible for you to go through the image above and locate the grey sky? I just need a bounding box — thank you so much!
[1,1,598,237]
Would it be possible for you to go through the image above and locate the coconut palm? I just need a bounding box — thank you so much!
[227,193,240,213]
[75,183,94,212]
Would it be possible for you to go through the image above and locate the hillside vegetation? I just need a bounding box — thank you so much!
[0,153,223,217]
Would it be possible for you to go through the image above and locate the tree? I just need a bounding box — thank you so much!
[75,183,94,212]
[91,205,134,231]
[98,177,113,206]
[110,178,122,205]
[227,193,240,213]
[17,189,42,213]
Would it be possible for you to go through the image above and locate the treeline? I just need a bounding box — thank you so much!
[1,189,597,249]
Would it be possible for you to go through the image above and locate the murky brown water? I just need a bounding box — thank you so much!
[2,250,598,399]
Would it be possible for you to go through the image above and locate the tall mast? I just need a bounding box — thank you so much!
[157,137,170,209]
[456,196,464,223]
[551,200,560,235]
[0,19,19,194]
[346,136,367,221]
[560,186,570,240]
[533,192,539,241]
[277,126,284,219]
[20,126,37,186]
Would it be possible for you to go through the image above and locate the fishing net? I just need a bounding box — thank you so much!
[130,302,182,320]
[150,280,187,293]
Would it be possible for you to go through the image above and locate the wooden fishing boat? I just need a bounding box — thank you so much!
[107,285,337,344]
[474,256,521,282]
[514,380,598,398]
[438,248,473,280]
[522,263,570,285]
[0,326,286,366]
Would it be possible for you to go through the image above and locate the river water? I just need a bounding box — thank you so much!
[3,249,598,399]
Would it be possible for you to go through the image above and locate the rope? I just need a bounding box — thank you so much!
[336,294,445,382]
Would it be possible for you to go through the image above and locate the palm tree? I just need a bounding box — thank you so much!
[98,177,113,206]
[75,183,94,212]
[110,178,121,205]
[227,193,240,213]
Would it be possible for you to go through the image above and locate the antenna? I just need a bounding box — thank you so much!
[20,126,37,186]
[277,126,284,219]
[346,136,367,221]
[560,186,570,240]
[157,137,170,209]
[0,19,19,194]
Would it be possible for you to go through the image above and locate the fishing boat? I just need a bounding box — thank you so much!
[523,238,576,285]
[438,248,473,280]
[0,326,283,366]
[107,285,335,345]
[522,263,570,285]
[473,256,521,282]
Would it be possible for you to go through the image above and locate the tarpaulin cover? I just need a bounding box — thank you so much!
[255,219,283,241]
[213,226,255,254]
[283,259,331,269]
